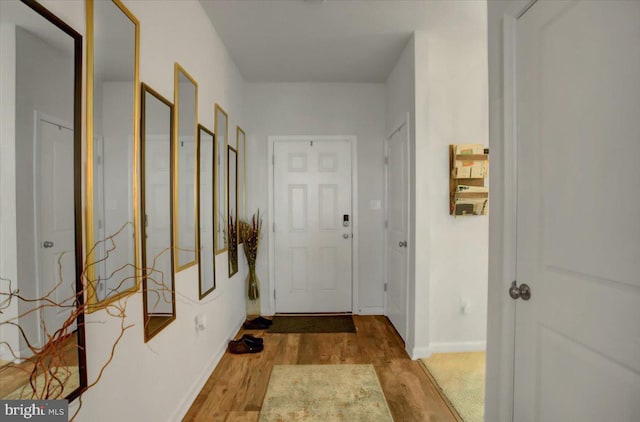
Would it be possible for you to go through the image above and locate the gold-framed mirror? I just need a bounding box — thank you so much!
[140,83,176,342]
[0,0,87,400]
[197,125,216,298]
[173,64,198,271]
[236,126,246,222]
[228,146,238,277]
[85,0,140,312]
[214,104,228,254]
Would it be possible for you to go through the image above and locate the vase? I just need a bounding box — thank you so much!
[247,266,259,300]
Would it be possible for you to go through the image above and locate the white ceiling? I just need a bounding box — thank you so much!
[199,0,486,83]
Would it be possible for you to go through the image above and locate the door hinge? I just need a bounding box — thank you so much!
[273,222,276,232]
[272,155,274,165]
[274,289,276,300]
[384,220,388,229]
[384,156,388,165]
[310,140,313,147]
[384,283,388,292]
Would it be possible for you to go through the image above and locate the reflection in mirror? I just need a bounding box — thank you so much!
[140,84,176,342]
[214,104,228,254]
[237,127,246,222]
[86,0,140,310]
[228,146,238,276]
[174,65,198,270]
[197,126,216,298]
[0,0,86,400]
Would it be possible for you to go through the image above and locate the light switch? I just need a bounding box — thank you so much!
[369,200,381,210]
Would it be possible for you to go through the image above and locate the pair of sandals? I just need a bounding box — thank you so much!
[242,316,273,330]
[228,334,264,354]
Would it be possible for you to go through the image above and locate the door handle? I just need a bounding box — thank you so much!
[509,280,531,301]
[398,241,407,247]
[43,241,54,248]
[343,233,350,239]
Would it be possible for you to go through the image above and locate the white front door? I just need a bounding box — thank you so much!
[274,139,352,313]
[386,121,409,341]
[36,116,76,343]
[514,1,640,420]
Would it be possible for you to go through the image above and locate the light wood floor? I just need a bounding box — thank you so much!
[184,315,456,421]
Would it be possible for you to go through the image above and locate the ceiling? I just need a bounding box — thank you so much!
[199,0,486,83]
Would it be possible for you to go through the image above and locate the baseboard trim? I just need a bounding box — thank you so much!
[409,346,432,360]
[429,341,486,354]
[170,314,245,421]
[357,307,384,315]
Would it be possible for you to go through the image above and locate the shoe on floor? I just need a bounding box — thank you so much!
[243,318,270,330]
[253,316,273,326]
[228,339,263,354]
[241,334,264,345]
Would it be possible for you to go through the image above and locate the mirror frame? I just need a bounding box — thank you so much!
[2,0,88,401]
[173,63,199,272]
[227,145,238,277]
[84,0,140,313]
[214,104,229,255]
[140,83,176,342]
[236,126,246,225]
[197,125,216,299]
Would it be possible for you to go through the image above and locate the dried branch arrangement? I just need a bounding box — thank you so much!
[0,222,173,421]
[238,210,263,300]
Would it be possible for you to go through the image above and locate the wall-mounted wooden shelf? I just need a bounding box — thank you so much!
[449,144,489,216]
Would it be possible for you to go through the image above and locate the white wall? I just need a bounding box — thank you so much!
[36,1,247,420]
[419,18,489,354]
[244,82,387,315]
[0,20,20,363]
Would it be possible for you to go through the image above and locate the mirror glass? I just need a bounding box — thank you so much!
[174,66,197,270]
[198,126,216,298]
[141,84,175,342]
[0,0,86,400]
[214,105,228,254]
[237,127,246,222]
[228,146,238,276]
[86,0,139,309]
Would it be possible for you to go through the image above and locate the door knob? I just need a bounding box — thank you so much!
[43,241,54,248]
[343,233,349,239]
[509,280,531,301]
[398,241,407,247]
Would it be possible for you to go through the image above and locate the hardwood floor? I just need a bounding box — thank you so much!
[184,316,456,421]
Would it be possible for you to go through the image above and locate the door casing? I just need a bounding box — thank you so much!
[267,135,358,316]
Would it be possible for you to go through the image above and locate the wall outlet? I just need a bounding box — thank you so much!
[195,313,207,331]
[460,297,471,314]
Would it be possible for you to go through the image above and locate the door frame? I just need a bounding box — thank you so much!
[486,1,537,421]
[266,135,358,316]
[383,113,410,341]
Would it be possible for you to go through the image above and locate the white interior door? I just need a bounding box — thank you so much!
[274,139,352,313]
[145,136,173,315]
[36,116,76,341]
[386,122,409,341]
[514,1,640,420]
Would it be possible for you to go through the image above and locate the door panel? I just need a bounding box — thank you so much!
[386,122,409,341]
[37,118,76,341]
[274,140,352,312]
[514,1,640,420]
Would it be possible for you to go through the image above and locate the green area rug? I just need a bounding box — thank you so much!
[420,352,485,422]
[259,364,393,421]
[268,315,356,333]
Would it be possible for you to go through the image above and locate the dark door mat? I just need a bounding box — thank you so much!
[268,315,356,333]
